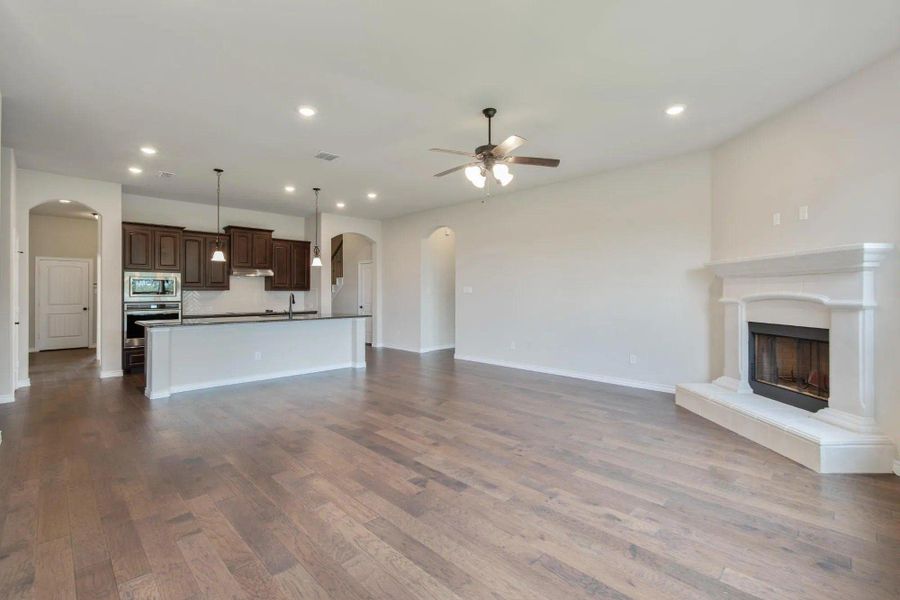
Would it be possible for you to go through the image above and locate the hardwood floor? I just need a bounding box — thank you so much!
[1,348,898,599]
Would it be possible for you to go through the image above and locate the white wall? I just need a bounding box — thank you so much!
[421,228,455,351]
[16,169,122,379]
[383,152,715,391]
[711,50,900,448]
[332,233,373,315]
[29,213,98,348]
[0,140,17,400]
[123,194,309,315]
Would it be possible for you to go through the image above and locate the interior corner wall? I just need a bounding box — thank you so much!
[711,49,900,448]
[16,169,122,379]
[383,151,715,391]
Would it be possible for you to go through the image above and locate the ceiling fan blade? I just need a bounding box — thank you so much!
[429,148,475,157]
[505,156,560,167]
[491,135,526,158]
[434,163,475,177]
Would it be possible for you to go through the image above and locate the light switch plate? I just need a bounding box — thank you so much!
[463,286,473,294]
[799,205,809,220]
[773,212,781,226]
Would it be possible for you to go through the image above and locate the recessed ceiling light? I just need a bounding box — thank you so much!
[665,104,686,116]
[284,185,296,193]
[140,146,157,155]
[297,106,317,117]
[58,199,72,204]
[367,192,377,199]
[128,166,143,174]
[336,202,346,209]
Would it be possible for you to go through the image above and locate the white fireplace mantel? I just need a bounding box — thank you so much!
[677,243,896,473]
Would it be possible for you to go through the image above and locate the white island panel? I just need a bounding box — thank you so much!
[144,317,366,399]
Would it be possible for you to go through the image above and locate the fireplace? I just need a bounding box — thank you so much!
[748,322,829,412]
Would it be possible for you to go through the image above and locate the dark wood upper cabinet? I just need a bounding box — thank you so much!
[266,239,310,291]
[252,231,273,269]
[123,224,154,270]
[205,236,230,289]
[153,228,182,272]
[266,239,291,290]
[124,223,183,272]
[290,241,311,291]
[183,231,231,291]
[224,226,272,271]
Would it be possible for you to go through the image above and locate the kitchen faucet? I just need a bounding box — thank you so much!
[288,293,295,320]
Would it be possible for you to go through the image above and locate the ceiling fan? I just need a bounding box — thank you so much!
[430,107,560,188]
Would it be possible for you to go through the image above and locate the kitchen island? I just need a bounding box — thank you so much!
[140,313,369,399]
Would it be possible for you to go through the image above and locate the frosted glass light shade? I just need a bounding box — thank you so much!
[211,249,226,262]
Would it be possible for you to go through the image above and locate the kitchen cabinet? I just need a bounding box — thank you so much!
[224,226,273,270]
[266,239,311,291]
[183,231,230,290]
[123,223,183,272]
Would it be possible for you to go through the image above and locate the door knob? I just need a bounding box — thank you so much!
[83,307,88,311]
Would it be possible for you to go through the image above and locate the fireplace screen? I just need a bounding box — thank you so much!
[748,322,829,411]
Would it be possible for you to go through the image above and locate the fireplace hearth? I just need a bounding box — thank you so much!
[748,322,828,412]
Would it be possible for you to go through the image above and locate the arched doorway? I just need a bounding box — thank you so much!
[421,226,456,352]
[331,232,375,343]
[27,200,101,377]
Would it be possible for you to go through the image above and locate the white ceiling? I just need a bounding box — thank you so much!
[1,1,898,219]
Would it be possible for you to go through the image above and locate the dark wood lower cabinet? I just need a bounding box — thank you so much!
[266,239,310,291]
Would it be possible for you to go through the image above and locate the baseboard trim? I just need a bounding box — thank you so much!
[99,369,124,379]
[452,354,676,395]
[378,343,425,354]
[894,459,900,477]
[0,394,13,404]
[16,378,30,389]
[420,344,456,353]
[29,347,37,353]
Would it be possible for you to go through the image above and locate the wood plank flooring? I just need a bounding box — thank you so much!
[1,347,898,599]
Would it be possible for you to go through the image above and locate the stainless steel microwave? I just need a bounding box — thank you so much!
[124,272,181,303]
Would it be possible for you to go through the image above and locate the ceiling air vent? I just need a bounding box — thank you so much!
[314,151,340,161]
[158,171,176,178]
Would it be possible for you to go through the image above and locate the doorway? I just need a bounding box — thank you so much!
[28,201,100,373]
[421,227,456,352]
[330,232,375,344]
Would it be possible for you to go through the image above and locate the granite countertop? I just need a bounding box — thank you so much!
[182,310,317,319]
[138,313,369,328]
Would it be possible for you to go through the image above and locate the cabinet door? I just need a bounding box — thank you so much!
[252,231,273,269]
[153,229,182,271]
[182,234,206,289]
[267,239,291,290]
[290,241,311,291]
[123,225,153,270]
[205,236,230,289]
[230,229,253,268]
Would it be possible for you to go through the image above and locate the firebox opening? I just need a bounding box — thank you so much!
[748,322,829,413]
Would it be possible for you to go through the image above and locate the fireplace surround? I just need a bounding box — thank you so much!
[676,243,896,473]
[748,322,829,412]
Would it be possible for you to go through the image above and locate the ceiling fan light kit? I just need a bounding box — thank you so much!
[431,107,559,189]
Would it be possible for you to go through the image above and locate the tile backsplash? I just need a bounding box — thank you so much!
[182,276,311,315]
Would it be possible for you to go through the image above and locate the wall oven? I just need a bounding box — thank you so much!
[124,272,181,303]
[123,302,181,348]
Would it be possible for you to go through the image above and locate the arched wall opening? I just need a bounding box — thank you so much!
[28,201,101,360]
[330,232,376,343]
[420,226,456,352]
[14,169,123,387]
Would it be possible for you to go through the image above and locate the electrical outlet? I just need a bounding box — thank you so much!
[629,354,638,365]
[254,351,262,361]
[773,212,781,226]
[463,286,473,294]
[510,341,517,350]
[799,205,809,221]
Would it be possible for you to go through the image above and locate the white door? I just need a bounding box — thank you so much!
[358,261,374,344]
[36,258,91,350]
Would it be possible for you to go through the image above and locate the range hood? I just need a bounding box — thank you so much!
[231,267,274,277]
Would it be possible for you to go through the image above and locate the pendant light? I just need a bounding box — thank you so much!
[210,168,226,262]
[311,187,323,267]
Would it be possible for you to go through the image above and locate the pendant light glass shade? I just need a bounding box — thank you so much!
[492,163,514,186]
[311,187,322,267]
[211,168,226,262]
